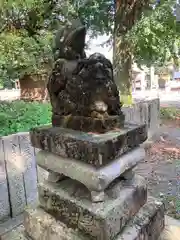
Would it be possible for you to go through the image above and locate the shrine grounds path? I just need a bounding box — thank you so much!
[135,123,180,219]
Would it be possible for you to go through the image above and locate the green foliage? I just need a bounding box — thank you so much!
[63,0,179,69]
[127,0,179,67]
[0,31,53,81]
[69,0,114,36]
[0,0,66,34]
[0,0,56,85]
[160,107,180,120]
[0,0,115,85]
[0,0,179,86]
[0,100,51,136]
[74,0,179,67]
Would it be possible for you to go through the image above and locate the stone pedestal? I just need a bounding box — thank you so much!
[22,123,164,239]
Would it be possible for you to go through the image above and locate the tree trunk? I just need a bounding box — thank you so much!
[113,37,132,105]
[113,0,150,105]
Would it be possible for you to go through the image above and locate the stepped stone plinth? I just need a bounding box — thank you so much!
[22,122,164,240]
[37,175,147,239]
[14,20,165,240]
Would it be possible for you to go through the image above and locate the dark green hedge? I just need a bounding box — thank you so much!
[0,100,51,136]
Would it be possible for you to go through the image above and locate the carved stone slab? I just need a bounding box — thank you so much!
[24,207,89,240]
[23,197,164,240]
[38,175,147,240]
[36,147,145,192]
[30,123,147,167]
[3,135,26,218]
[18,134,38,206]
[116,197,165,240]
[0,139,10,222]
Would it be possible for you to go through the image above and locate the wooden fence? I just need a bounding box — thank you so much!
[0,98,160,223]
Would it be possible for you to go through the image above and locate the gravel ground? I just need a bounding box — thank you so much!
[135,124,180,219]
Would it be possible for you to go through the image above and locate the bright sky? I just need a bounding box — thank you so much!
[86,34,113,61]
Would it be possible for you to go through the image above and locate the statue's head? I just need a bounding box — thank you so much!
[88,53,113,80]
[54,20,86,60]
[70,53,121,116]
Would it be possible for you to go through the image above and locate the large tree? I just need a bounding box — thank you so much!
[0,0,113,86]
[68,0,178,103]
[0,0,75,86]
[127,0,179,67]
[0,0,178,93]
[113,0,151,104]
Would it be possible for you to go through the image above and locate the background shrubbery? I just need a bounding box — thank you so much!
[0,101,179,137]
[0,100,51,136]
[160,107,180,120]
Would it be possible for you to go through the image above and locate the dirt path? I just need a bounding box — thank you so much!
[135,125,180,219]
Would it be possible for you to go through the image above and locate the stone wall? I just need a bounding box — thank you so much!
[0,133,38,223]
[0,98,160,223]
[122,97,160,138]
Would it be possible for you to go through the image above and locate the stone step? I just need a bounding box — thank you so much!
[2,197,164,240]
[30,123,147,167]
[36,147,145,195]
[0,225,28,240]
[117,196,164,240]
[0,214,23,237]
[37,174,147,240]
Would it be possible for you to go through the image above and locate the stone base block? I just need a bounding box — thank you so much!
[38,174,147,240]
[0,225,27,240]
[24,207,88,240]
[36,147,145,193]
[52,114,125,134]
[30,123,147,167]
[117,197,165,240]
[23,197,164,240]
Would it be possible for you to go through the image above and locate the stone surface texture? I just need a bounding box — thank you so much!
[24,207,88,240]
[117,197,165,240]
[18,134,38,206]
[47,21,124,133]
[3,135,26,218]
[0,214,23,237]
[36,147,145,192]
[30,123,147,167]
[47,171,66,183]
[38,174,147,240]
[0,133,38,223]
[122,98,160,138]
[0,139,10,222]
[0,225,27,240]
[21,197,164,240]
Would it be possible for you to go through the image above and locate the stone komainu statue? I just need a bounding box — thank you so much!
[47,21,125,133]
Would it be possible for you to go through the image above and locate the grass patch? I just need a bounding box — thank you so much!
[163,195,180,220]
[160,107,180,120]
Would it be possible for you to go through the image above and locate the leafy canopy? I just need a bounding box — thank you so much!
[0,0,58,85]
[65,0,179,67]
[126,0,179,67]
[0,0,179,86]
